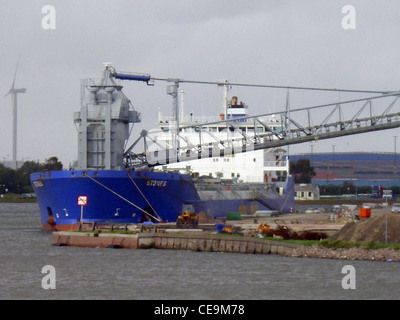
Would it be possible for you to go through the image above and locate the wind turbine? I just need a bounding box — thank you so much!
[4,60,26,169]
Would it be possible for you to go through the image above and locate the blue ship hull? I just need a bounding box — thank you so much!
[30,170,294,230]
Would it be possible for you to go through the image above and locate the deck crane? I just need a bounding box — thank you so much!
[108,66,400,169]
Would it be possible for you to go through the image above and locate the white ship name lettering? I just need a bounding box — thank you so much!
[146,180,167,187]
[34,181,43,187]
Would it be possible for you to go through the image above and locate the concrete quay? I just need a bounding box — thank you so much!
[51,231,302,256]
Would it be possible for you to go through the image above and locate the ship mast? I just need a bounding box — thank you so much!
[180,89,185,122]
[223,82,230,120]
[166,80,180,151]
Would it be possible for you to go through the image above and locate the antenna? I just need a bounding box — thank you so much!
[4,59,26,169]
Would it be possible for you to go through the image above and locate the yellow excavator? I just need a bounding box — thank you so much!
[176,204,199,228]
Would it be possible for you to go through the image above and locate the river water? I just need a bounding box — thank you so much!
[0,202,399,300]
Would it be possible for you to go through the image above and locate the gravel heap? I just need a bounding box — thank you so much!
[288,245,400,261]
[284,214,400,261]
[330,214,400,243]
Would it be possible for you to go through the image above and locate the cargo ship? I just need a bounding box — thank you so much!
[30,65,294,230]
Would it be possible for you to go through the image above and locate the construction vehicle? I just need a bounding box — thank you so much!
[257,223,272,236]
[222,226,234,234]
[176,204,199,228]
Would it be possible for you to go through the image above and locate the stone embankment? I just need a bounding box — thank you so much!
[51,210,400,262]
[286,245,400,262]
[52,231,302,255]
[52,231,400,262]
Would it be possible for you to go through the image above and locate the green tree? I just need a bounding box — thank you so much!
[290,158,316,183]
[42,156,63,171]
[18,161,45,193]
[0,164,22,194]
[0,157,63,195]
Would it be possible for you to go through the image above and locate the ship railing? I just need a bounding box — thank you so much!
[80,77,119,99]
[74,111,130,122]
[125,90,400,168]
[158,115,278,125]
[263,161,288,168]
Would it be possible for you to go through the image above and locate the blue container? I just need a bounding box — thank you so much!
[143,221,153,226]
[215,223,225,233]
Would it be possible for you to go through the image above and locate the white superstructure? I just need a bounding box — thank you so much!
[154,87,289,183]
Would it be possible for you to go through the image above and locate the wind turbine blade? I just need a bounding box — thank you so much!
[11,61,19,89]
[10,56,22,90]
[10,77,15,90]
[5,57,22,97]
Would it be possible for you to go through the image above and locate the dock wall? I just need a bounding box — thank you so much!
[52,232,140,249]
[52,231,302,255]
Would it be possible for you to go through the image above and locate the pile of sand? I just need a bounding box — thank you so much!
[331,214,400,243]
[198,211,215,223]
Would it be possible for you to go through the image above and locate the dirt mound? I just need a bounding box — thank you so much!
[331,214,400,243]
[198,211,214,223]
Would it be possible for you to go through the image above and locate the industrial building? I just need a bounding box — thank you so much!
[291,152,400,187]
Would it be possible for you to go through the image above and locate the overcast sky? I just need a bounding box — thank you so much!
[1,1,400,167]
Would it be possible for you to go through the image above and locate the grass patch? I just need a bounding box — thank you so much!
[254,237,400,249]
[73,230,135,235]
[0,198,37,203]
[101,230,135,235]
[320,239,400,250]
[261,237,320,246]
[320,239,362,249]
[214,233,245,238]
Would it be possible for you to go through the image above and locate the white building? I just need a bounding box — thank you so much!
[295,184,320,201]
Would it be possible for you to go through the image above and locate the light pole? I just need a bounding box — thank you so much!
[332,144,336,183]
[385,213,388,244]
[394,136,398,175]
[310,143,314,165]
